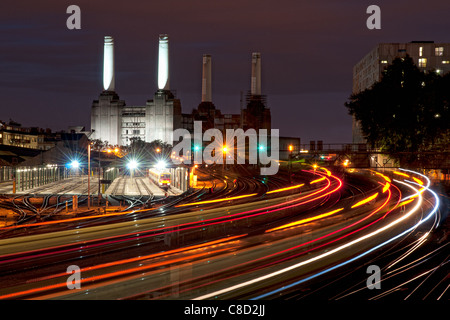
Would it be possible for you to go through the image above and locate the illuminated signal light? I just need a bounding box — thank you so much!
[351,193,379,208]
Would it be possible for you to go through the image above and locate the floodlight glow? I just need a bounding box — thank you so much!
[69,160,80,169]
[127,159,138,170]
[156,160,167,170]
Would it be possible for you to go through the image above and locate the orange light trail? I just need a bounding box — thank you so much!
[0,235,246,300]
[382,182,390,193]
[266,208,344,232]
[393,171,409,178]
[0,207,156,231]
[397,198,415,207]
[310,177,326,184]
[176,193,258,207]
[320,167,332,176]
[374,171,391,183]
[351,193,379,208]
[412,177,424,185]
[267,184,304,194]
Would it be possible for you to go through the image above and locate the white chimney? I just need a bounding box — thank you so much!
[103,36,115,91]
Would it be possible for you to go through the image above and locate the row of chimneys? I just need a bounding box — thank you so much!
[102,34,262,101]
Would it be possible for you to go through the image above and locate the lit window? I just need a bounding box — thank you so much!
[418,58,427,68]
[419,46,423,57]
[442,60,450,64]
[380,60,388,64]
[435,47,444,56]
[436,69,442,75]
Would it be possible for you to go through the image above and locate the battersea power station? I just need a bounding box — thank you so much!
[90,34,271,146]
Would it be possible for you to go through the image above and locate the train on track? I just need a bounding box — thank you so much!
[148,168,172,190]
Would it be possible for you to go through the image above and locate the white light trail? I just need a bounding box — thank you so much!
[192,169,439,300]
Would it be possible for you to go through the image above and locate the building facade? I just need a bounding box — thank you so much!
[91,36,272,147]
[0,120,57,150]
[91,35,182,147]
[352,41,450,144]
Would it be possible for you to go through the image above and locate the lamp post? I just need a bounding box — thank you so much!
[222,145,228,171]
[288,145,293,183]
[87,143,91,209]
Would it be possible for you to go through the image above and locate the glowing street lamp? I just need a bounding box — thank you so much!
[127,159,139,179]
[222,145,228,170]
[127,159,139,170]
[155,160,167,171]
[288,145,294,183]
[69,160,80,169]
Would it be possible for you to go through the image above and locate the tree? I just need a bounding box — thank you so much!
[346,55,450,153]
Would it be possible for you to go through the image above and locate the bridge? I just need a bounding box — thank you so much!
[294,142,450,171]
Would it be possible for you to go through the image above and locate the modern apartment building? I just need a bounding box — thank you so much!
[352,41,450,143]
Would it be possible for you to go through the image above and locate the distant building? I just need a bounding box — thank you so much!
[0,120,54,150]
[91,36,273,147]
[91,35,182,146]
[352,41,450,144]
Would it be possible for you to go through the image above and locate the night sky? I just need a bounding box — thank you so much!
[1,0,449,144]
